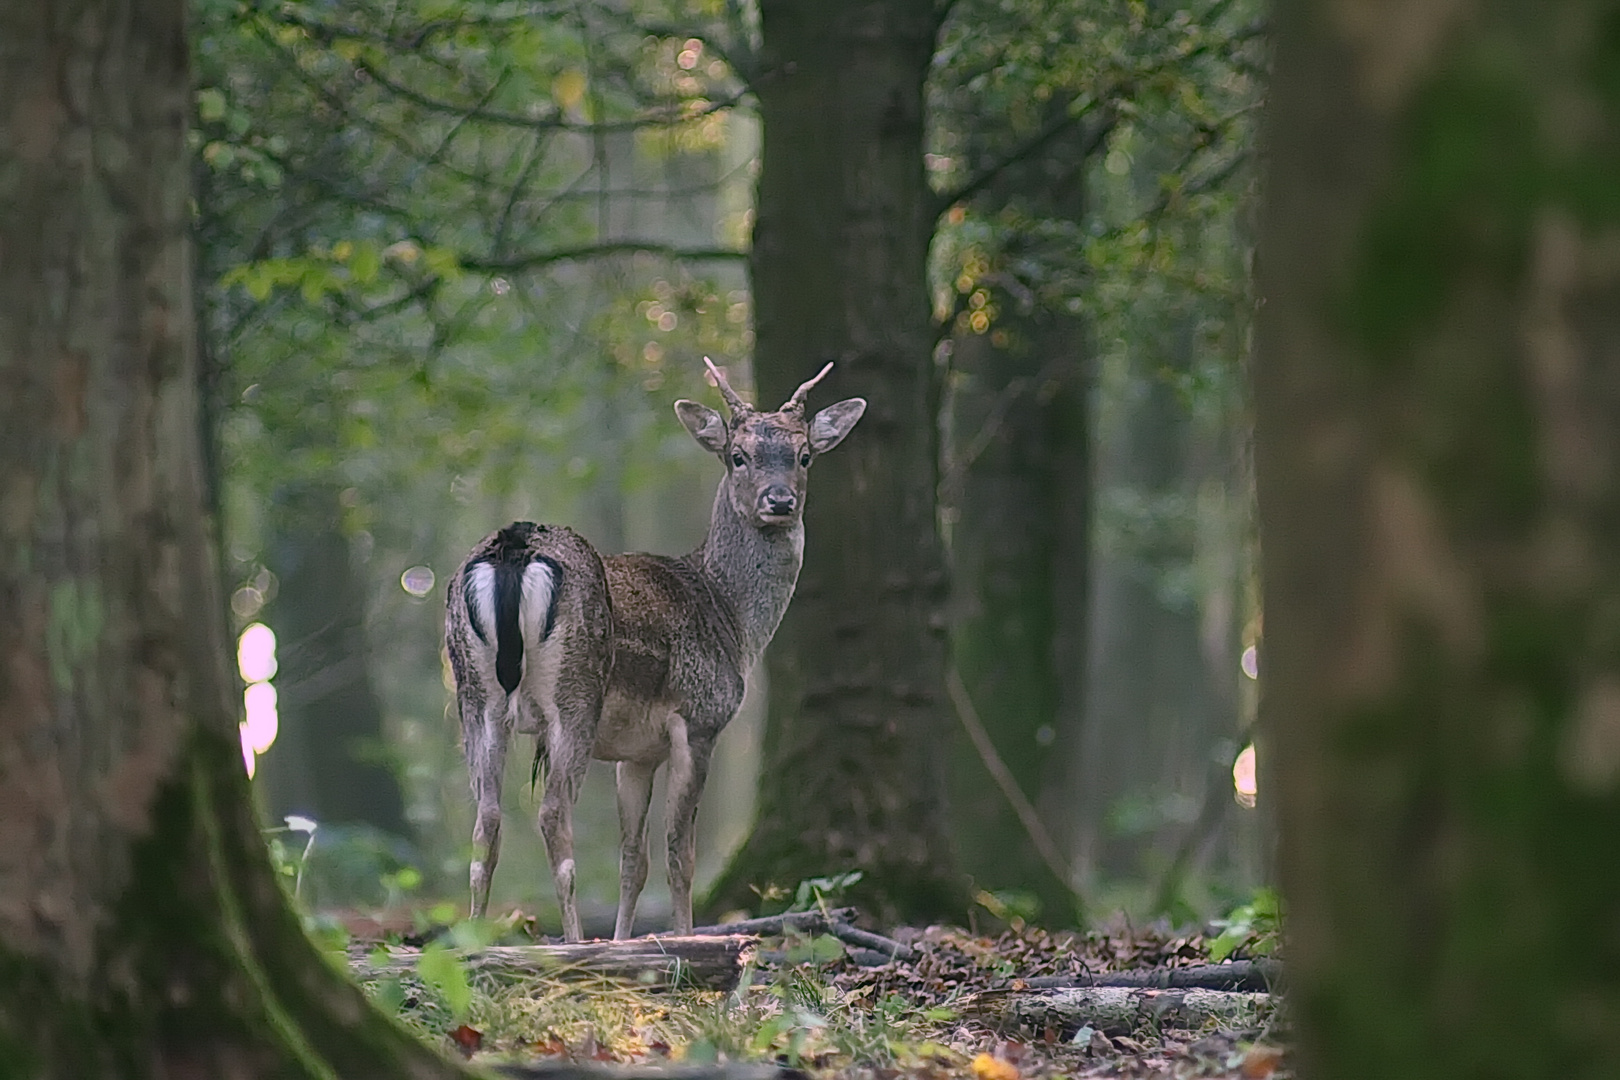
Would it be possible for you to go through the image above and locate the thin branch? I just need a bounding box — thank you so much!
[464,241,746,274]
[265,3,576,51]
[946,667,1079,901]
[934,100,1106,215]
[352,53,744,135]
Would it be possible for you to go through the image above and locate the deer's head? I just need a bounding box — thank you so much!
[675,358,866,528]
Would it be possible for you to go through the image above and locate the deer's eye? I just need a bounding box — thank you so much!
[799,451,812,468]
[731,450,746,468]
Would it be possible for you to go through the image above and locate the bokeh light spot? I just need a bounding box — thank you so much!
[244,682,279,754]
[401,565,436,597]
[237,623,277,683]
[1233,744,1257,808]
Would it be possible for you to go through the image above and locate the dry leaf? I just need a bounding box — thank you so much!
[972,1052,1020,1080]
[1242,1044,1285,1079]
[449,1025,483,1058]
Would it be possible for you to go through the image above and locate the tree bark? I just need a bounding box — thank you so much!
[704,0,969,925]
[1257,2,1620,1078]
[0,5,462,1075]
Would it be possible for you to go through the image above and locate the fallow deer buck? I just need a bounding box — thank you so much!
[445,358,865,941]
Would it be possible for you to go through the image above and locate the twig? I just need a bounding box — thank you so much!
[463,241,746,274]
[828,921,915,963]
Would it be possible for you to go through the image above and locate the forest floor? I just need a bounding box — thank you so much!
[340,910,1288,1080]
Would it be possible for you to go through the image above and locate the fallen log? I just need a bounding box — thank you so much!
[688,909,852,938]
[352,935,755,991]
[493,1064,801,1080]
[969,985,1275,1037]
[1018,960,1281,993]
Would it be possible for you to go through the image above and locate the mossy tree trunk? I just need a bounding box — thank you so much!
[1257,2,1620,1077]
[704,0,970,925]
[0,4,464,1075]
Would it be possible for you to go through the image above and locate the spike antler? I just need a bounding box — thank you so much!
[782,361,834,415]
[703,356,752,415]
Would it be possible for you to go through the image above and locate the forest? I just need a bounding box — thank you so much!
[4,1,1620,1079]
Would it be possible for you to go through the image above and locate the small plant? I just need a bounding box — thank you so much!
[1207,886,1282,962]
[789,870,863,912]
[263,814,319,900]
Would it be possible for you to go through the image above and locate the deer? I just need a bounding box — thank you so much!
[444,358,865,941]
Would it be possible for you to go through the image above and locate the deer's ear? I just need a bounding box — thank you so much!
[675,400,729,453]
[808,398,866,454]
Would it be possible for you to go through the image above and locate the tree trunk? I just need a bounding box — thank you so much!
[945,318,1084,924]
[260,480,407,838]
[1078,348,1220,886]
[704,0,969,925]
[0,5,463,1075]
[1257,2,1620,1078]
[943,97,1096,926]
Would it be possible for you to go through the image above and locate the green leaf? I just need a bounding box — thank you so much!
[374,977,406,1015]
[417,943,472,1021]
[350,242,380,285]
[196,87,227,122]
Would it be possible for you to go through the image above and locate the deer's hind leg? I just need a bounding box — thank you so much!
[530,638,601,942]
[462,680,510,919]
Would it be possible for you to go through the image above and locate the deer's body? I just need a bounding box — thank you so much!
[446,361,863,940]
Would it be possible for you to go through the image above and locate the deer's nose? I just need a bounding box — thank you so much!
[761,487,797,516]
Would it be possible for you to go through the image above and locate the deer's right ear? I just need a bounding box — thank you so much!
[675,400,729,453]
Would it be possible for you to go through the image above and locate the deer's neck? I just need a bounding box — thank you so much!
[695,473,804,664]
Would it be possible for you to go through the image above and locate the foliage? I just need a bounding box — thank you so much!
[1206,887,1281,963]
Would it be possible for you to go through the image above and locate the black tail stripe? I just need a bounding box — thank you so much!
[494,561,524,695]
[538,557,562,642]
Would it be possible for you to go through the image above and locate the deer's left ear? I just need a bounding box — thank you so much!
[808,398,866,454]
[675,400,729,453]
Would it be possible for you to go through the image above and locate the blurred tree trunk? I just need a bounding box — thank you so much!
[705,0,969,925]
[1258,2,1620,1077]
[259,481,407,836]
[945,301,1088,925]
[1078,338,1221,886]
[0,3,462,1074]
[944,100,1097,926]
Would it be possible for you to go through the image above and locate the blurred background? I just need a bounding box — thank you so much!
[197,0,1266,932]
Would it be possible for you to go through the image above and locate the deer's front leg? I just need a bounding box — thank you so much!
[664,718,716,935]
[613,759,657,940]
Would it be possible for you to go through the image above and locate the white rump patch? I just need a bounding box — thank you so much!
[520,560,557,649]
[467,563,498,649]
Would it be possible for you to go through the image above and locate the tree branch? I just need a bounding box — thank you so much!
[463,241,747,274]
[934,103,1112,216]
[352,53,744,135]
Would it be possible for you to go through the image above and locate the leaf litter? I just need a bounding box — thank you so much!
[347,911,1288,1080]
